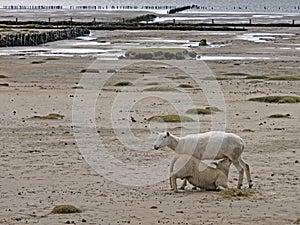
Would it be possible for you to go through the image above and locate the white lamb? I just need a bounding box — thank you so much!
[169,155,232,192]
[153,131,252,188]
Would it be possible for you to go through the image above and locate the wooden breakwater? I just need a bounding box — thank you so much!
[0,28,89,47]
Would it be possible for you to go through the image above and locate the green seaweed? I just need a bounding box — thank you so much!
[51,205,81,214]
[268,114,291,118]
[178,84,194,88]
[114,81,133,86]
[186,107,212,115]
[245,75,269,79]
[148,115,194,123]
[32,113,64,120]
[219,188,252,199]
[268,76,300,81]
[143,86,178,92]
[249,96,300,103]
[80,68,99,73]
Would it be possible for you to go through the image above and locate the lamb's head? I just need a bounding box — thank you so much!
[215,158,232,176]
[153,131,170,150]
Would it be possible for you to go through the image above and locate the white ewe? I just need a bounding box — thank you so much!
[153,131,252,188]
[169,155,232,191]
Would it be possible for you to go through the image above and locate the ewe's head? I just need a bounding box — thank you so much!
[153,131,170,150]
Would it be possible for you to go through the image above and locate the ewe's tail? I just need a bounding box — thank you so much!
[170,155,180,174]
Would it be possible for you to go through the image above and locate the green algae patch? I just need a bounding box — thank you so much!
[223,72,250,76]
[143,86,178,92]
[294,218,300,224]
[114,81,133,87]
[249,96,300,103]
[268,114,291,118]
[125,48,197,60]
[203,76,229,81]
[148,115,194,123]
[51,205,81,214]
[268,76,300,81]
[186,108,212,115]
[32,113,64,120]
[219,188,252,199]
[186,107,221,115]
[245,75,269,79]
[31,61,46,64]
[80,68,99,73]
[178,84,194,88]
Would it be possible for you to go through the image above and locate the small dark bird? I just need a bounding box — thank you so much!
[131,116,137,122]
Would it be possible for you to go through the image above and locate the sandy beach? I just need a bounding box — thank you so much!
[0,11,299,225]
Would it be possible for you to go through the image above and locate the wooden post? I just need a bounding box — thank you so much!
[173,19,176,24]
[93,17,96,23]
[16,18,18,24]
[212,19,214,25]
[249,19,251,25]
[292,19,295,25]
[48,17,51,23]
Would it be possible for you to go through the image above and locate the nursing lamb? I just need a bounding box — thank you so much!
[169,154,232,192]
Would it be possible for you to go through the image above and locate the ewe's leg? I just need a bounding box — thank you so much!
[233,160,244,189]
[239,158,253,188]
[170,173,178,192]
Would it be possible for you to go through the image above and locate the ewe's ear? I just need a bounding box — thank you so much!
[166,131,170,136]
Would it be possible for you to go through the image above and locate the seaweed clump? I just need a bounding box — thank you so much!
[51,205,81,214]
[32,113,64,120]
[219,188,252,199]
[268,114,290,118]
[249,96,300,103]
[148,114,194,123]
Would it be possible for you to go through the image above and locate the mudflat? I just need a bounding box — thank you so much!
[0,21,299,225]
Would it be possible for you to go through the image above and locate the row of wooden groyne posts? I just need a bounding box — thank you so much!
[0,28,90,47]
[2,5,300,11]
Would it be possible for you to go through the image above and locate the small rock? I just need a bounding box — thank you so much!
[150,206,157,209]
[82,219,87,223]
[199,39,207,46]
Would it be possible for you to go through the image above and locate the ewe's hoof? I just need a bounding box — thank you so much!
[249,184,253,189]
[179,187,185,190]
[192,187,197,190]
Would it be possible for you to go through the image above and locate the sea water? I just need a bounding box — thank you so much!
[1,0,300,13]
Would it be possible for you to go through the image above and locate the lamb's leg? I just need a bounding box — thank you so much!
[215,176,228,190]
[239,158,253,188]
[179,179,187,190]
[233,160,244,189]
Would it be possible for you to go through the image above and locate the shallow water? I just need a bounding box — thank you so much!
[0,29,298,60]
